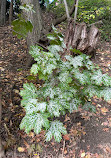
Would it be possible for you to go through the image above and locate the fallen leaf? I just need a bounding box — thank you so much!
[14,89,19,94]
[106,146,111,153]
[105,68,109,72]
[101,121,108,126]
[51,142,55,146]
[64,115,70,122]
[64,149,67,154]
[77,122,81,126]
[63,134,70,141]
[109,122,111,127]
[85,153,91,158]
[18,147,25,152]
[24,140,30,149]
[97,104,101,108]
[100,58,104,61]
[101,107,108,114]
[70,129,78,136]
[28,132,34,138]
[103,128,109,132]
[107,100,111,104]
[81,152,86,157]
[33,155,40,158]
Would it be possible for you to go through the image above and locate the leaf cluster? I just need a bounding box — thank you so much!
[20,27,111,142]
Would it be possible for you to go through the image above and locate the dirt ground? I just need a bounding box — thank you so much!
[0,25,111,158]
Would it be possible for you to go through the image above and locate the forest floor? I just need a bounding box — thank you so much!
[0,25,111,158]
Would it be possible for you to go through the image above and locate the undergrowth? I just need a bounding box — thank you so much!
[20,27,111,142]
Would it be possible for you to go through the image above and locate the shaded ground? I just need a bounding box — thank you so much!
[0,25,111,158]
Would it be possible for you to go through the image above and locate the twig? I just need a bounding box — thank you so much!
[63,0,70,20]
[35,42,49,51]
[74,0,79,23]
[62,140,65,158]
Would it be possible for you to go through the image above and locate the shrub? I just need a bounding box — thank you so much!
[20,27,111,142]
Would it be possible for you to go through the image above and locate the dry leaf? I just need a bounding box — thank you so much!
[107,100,111,104]
[97,104,101,107]
[18,147,25,152]
[101,107,108,114]
[24,140,30,149]
[63,134,70,141]
[106,146,111,153]
[81,152,86,157]
[64,149,67,154]
[64,115,70,122]
[101,121,108,126]
[100,58,104,61]
[105,68,109,72]
[85,153,91,158]
[103,128,109,132]
[70,129,78,136]
[28,132,34,138]
[33,155,40,158]
[109,122,111,127]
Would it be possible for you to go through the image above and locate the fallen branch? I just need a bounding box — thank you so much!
[48,2,76,31]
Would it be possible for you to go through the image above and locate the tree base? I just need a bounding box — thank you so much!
[64,20,99,56]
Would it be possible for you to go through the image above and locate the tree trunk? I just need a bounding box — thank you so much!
[64,20,99,56]
[21,0,45,46]
[9,0,13,24]
[21,0,46,67]
[0,0,6,26]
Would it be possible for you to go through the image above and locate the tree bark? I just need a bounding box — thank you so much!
[64,20,99,56]
[21,0,46,67]
[0,0,6,26]
[21,0,45,46]
[9,0,13,24]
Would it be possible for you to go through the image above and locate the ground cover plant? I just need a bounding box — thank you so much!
[20,27,111,142]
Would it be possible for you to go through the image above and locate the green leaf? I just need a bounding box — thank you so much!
[83,85,99,97]
[24,99,47,114]
[12,18,33,39]
[70,55,85,68]
[47,100,62,117]
[69,99,81,112]
[20,83,38,106]
[31,64,40,75]
[59,71,72,83]
[20,113,49,134]
[91,70,103,85]
[47,34,57,40]
[45,120,67,142]
[83,102,96,113]
[73,70,91,85]
[102,74,111,86]
[100,87,111,101]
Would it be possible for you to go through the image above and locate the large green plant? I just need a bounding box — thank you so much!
[20,27,111,142]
